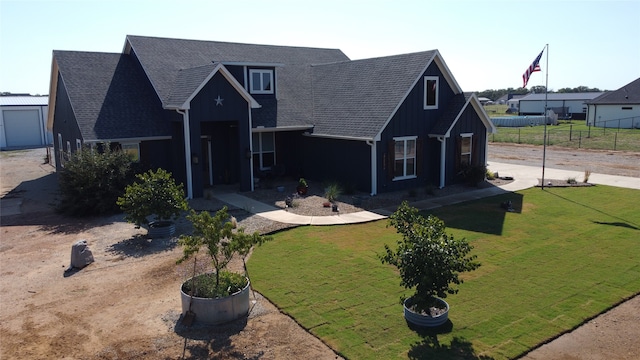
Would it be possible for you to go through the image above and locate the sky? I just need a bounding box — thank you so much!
[1,0,639,96]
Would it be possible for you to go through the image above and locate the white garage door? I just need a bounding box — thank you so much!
[3,109,43,147]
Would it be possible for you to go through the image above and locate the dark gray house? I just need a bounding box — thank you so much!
[47,35,495,198]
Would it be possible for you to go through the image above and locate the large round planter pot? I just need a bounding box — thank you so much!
[403,297,449,327]
[180,277,251,325]
[147,221,175,238]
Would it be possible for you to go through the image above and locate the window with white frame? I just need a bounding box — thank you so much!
[393,136,417,180]
[76,139,82,150]
[249,69,274,94]
[66,141,71,159]
[121,143,140,162]
[252,132,275,170]
[423,76,439,109]
[460,134,473,166]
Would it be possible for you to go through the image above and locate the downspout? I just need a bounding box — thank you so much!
[366,140,377,196]
[436,136,446,189]
[176,109,193,199]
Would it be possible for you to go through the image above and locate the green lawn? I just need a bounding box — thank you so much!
[247,186,640,359]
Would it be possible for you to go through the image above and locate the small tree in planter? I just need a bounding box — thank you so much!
[176,207,272,324]
[116,168,188,237]
[380,201,480,326]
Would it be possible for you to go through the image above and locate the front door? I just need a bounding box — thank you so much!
[209,121,239,185]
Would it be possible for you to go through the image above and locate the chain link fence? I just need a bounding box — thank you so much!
[490,125,640,152]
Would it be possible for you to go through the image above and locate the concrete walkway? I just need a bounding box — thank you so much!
[212,161,639,225]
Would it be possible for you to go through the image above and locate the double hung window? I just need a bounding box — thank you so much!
[460,134,472,166]
[252,132,275,170]
[393,136,417,180]
[249,69,274,94]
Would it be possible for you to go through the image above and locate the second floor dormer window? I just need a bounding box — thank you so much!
[423,76,439,109]
[249,69,274,94]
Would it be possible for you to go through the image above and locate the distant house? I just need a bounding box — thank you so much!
[1,96,52,150]
[518,92,603,120]
[502,94,526,112]
[48,35,496,198]
[478,97,492,105]
[586,78,640,129]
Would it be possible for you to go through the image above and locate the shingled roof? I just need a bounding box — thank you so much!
[125,35,349,105]
[309,51,436,139]
[586,77,640,105]
[52,36,484,142]
[53,51,169,141]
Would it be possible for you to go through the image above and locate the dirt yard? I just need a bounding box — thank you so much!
[1,145,639,359]
[0,149,341,360]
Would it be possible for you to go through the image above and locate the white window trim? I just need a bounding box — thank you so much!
[392,136,418,181]
[252,132,275,170]
[76,139,82,150]
[423,76,439,110]
[249,69,274,94]
[460,133,473,166]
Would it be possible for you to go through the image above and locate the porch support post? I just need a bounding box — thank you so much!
[248,103,254,191]
[437,136,446,189]
[177,109,193,199]
[367,140,377,196]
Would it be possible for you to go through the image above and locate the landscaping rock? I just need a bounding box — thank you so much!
[70,239,94,269]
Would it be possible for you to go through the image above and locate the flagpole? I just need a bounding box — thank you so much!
[541,43,549,190]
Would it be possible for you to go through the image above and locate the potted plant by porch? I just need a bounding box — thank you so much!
[296,178,308,195]
[177,207,272,325]
[324,183,342,212]
[116,168,188,238]
[380,201,480,327]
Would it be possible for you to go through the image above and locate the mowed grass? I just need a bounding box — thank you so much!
[247,186,640,359]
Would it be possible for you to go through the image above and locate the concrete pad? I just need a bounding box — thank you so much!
[213,193,278,213]
[258,210,313,225]
[310,215,347,225]
[338,211,386,223]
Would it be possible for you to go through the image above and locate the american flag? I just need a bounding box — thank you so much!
[522,49,544,88]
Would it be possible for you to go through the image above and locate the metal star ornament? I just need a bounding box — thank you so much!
[215,95,224,106]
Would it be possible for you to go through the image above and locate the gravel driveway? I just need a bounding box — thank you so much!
[488,142,640,178]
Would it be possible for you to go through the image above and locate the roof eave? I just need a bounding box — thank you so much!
[46,55,59,131]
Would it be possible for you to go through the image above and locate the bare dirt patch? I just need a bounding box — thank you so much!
[0,149,340,360]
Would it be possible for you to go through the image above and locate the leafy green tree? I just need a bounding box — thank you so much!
[380,202,480,312]
[177,207,272,298]
[57,144,134,216]
[117,168,188,228]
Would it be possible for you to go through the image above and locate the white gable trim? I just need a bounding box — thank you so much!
[166,63,261,110]
[427,94,496,138]
[373,51,464,141]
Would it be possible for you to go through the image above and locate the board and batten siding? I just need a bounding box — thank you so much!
[443,104,488,185]
[52,76,83,171]
[377,65,456,193]
[300,136,372,193]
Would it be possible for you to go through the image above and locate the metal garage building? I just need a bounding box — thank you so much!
[1,96,52,149]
